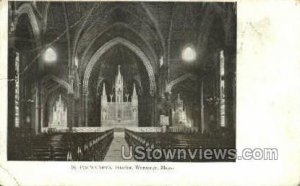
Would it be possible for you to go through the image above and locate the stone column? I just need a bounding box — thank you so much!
[40,100,44,130]
[38,85,45,133]
[224,48,236,131]
[79,92,87,127]
[34,88,39,134]
[84,92,89,127]
[33,77,43,135]
[151,94,157,127]
[200,79,205,133]
[224,9,236,131]
[74,99,80,127]
[67,94,75,129]
[78,95,82,127]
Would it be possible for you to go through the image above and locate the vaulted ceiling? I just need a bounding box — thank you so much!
[11,1,236,96]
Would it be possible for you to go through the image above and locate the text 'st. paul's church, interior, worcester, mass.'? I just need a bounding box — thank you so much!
[7,2,236,162]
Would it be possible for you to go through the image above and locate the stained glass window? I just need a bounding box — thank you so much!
[220,50,226,127]
[15,52,20,128]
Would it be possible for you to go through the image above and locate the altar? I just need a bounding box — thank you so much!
[100,65,138,127]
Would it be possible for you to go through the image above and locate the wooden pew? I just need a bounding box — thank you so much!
[28,129,114,161]
[125,129,235,162]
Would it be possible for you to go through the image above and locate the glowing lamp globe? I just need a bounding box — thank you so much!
[182,45,196,62]
[75,56,79,67]
[43,47,57,63]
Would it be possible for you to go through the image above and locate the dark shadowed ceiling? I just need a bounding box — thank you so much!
[11,1,236,96]
[88,45,149,96]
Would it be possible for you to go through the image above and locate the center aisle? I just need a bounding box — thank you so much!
[104,131,135,161]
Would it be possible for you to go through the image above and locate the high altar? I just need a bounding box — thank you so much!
[100,65,138,127]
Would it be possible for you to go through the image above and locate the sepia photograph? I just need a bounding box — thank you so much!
[7,1,236,162]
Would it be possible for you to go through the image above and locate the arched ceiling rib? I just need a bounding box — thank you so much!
[83,37,156,95]
[76,6,163,68]
[79,24,158,77]
[89,45,148,96]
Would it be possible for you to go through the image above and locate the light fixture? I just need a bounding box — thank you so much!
[75,56,79,68]
[43,47,57,63]
[159,56,164,67]
[181,45,196,62]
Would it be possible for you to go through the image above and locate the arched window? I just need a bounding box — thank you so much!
[220,50,226,127]
[15,52,20,128]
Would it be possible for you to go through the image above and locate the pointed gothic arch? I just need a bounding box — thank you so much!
[166,73,197,93]
[80,22,158,72]
[82,37,156,96]
[15,3,41,45]
[72,4,164,70]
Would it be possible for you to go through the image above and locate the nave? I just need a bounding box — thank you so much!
[11,127,234,161]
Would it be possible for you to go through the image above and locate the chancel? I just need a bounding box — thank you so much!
[8,1,236,162]
[101,65,138,127]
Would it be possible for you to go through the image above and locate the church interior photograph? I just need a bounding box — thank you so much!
[7,1,236,162]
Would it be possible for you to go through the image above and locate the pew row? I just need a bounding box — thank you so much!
[125,129,235,162]
[27,129,114,161]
